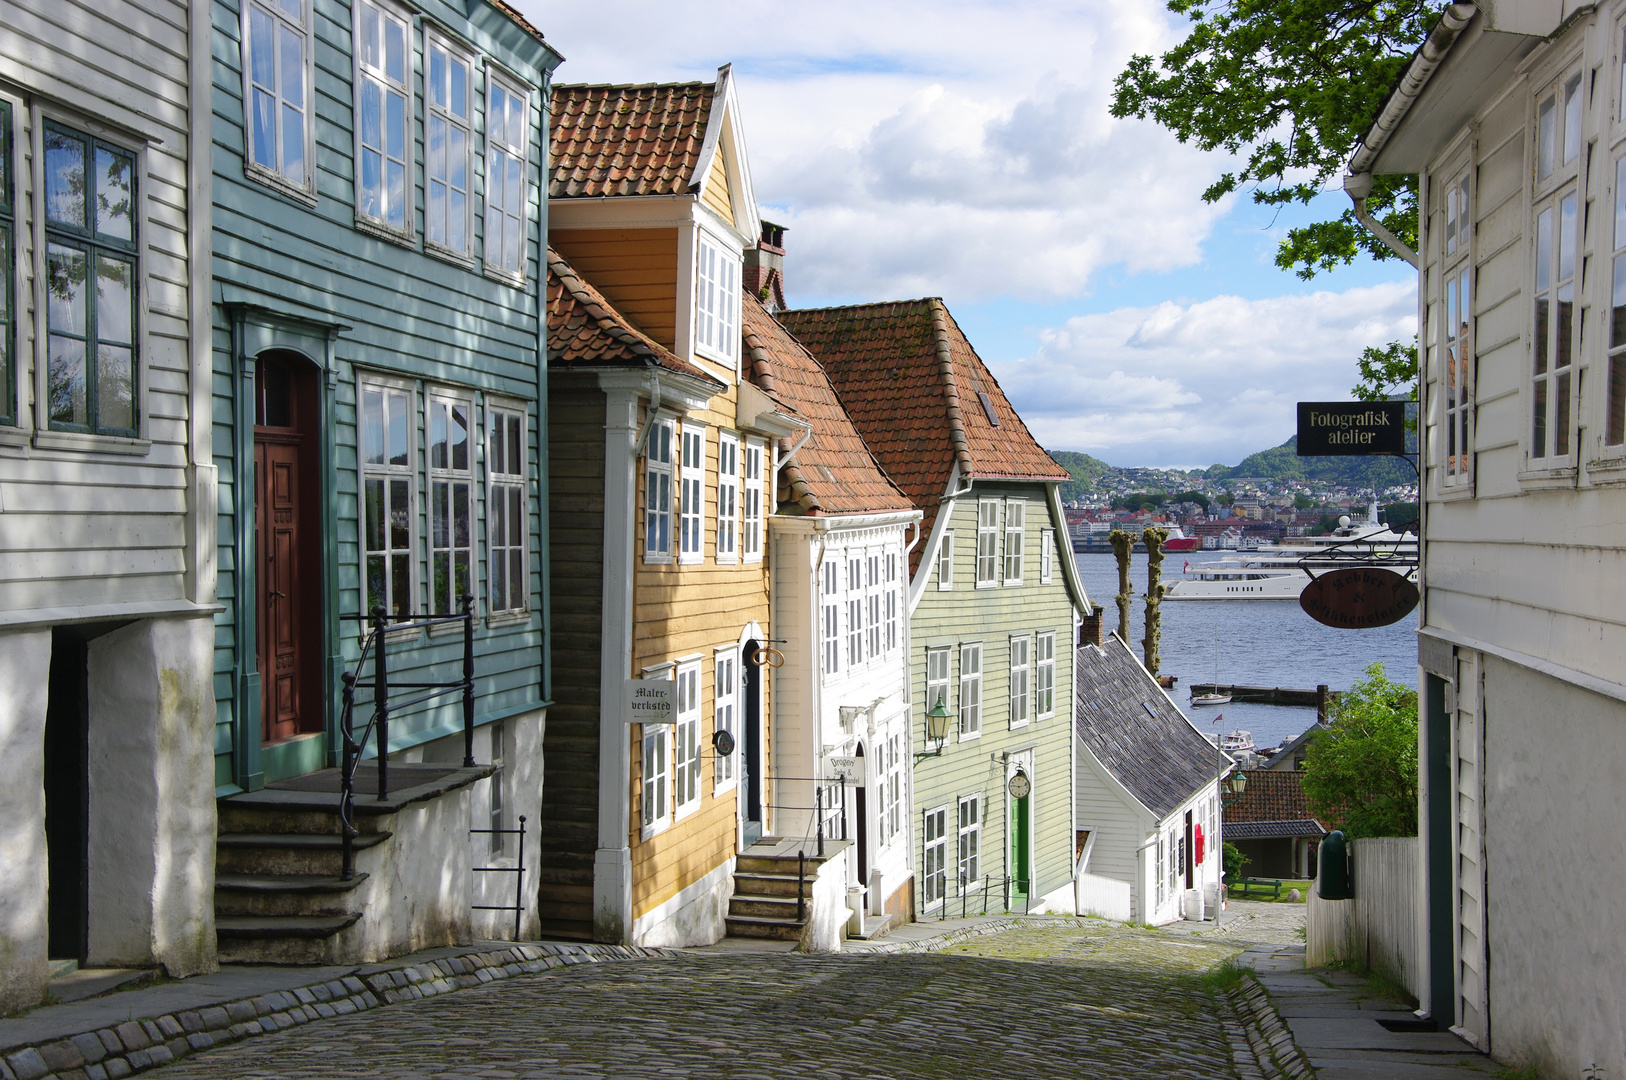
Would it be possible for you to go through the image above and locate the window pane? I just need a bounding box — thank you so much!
[449,189,466,251]
[46,244,87,336]
[1538,95,1556,180]
[365,476,385,550]
[1533,379,1548,457]
[44,130,85,229]
[432,481,448,547]
[252,91,276,169]
[386,160,405,228]
[1555,371,1571,456]
[48,336,87,426]
[453,482,470,546]
[281,104,305,185]
[1559,193,1577,281]
[455,550,470,604]
[388,392,408,464]
[366,554,385,613]
[389,478,410,548]
[96,256,133,344]
[250,7,276,88]
[451,57,467,118]
[507,415,521,472]
[431,402,447,468]
[433,551,449,612]
[491,545,507,611]
[386,88,405,161]
[280,24,304,107]
[1556,283,1574,368]
[360,149,381,218]
[384,16,403,82]
[1608,355,1625,445]
[430,46,445,108]
[1534,296,1549,374]
[94,148,133,242]
[363,390,384,464]
[509,550,523,609]
[451,404,468,470]
[97,344,134,431]
[509,487,522,545]
[390,552,409,616]
[1563,74,1582,165]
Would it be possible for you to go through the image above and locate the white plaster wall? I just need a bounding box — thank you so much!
[341,788,475,961]
[0,629,50,1010]
[1075,873,1131,921]
[1481,657,1626,1078]
[420,711,546,941]
[630,856,733,948]
[85,616,217,975]
[800,852,848,953]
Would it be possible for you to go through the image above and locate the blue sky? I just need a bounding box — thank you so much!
[518,0,1419,469]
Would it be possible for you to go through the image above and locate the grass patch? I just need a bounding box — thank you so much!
[1198,957,1248,993]
[1318,959,1418,1009]
[1228,880,1312,903]
[1492,1067,1541,1080]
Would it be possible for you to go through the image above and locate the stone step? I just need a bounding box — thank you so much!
[728,895,802,920]
[736,852,831,876]
[216,913,364,966]
[731,871,809,898]
[215,831,391,876]
[724,915,805,942]
[214,872,369,918]
[533,918,594,942]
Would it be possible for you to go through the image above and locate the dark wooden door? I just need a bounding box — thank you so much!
[256,437,306,742]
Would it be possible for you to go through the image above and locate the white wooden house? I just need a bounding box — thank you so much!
[0,0,217,1010]
[1072,633,1226,925]
[1349,2,1626,1071]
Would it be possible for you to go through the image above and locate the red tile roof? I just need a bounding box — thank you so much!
[741,295,914,517]
[547,248,722,387]
[779,299,1068,571]
[550,81,715,199]
[484,0,545,44]
[1223,769,1327,830]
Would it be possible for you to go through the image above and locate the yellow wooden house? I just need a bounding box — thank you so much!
[541,67,801,945]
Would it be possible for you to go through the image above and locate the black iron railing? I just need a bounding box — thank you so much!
[337,596,477,880]
[471,815,527,939]
[765,776,847,858]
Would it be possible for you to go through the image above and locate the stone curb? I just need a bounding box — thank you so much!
[840,915,1074,955]
[0,942,677,1080]
[1225,973,1316,1080]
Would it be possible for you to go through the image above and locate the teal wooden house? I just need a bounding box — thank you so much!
[209,0,561,961]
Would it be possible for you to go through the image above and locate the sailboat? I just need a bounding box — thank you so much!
[1191,632,1232,706]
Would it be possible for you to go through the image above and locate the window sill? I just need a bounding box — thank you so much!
[244,163,318,208]
[743,552,763,565]
[639,817,671,843]
[957,730,981,743]
[715,554,739,566]
[643,553,673,566]
[429,618,472,638]
[1516,463,1577,489]
[33,430,151,456]
[674,800,701,824]
[677,554,704,566]
[486,609,533,629]
[425,240,478,271]
[483,263,526,290]
[1431,474,1476,501]
[354,215,415,248]
[1003,580,1024,588]
[0,426,31,449]
[713,778,739,797]
[975,580,998,590]
[1008,719,1031,731]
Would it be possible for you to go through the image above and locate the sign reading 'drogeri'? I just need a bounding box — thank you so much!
[828,756,858,780]
[624,678,675,724]
[1296,401,1406,456]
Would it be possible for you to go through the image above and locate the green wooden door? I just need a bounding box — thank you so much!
[1010,781,1031,905]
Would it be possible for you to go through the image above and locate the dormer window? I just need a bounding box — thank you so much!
[694,231,738,367]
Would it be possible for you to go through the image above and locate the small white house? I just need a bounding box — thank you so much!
[1072,633,1227,925]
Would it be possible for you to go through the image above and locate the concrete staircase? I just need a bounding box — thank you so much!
[724,841,837,942]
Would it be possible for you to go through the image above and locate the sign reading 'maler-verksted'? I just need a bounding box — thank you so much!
[1297,401,1406,456]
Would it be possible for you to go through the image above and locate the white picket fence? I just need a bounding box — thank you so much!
[1305,837,1420,1000]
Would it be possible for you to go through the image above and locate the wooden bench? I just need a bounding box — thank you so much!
[1228,876,1284,898]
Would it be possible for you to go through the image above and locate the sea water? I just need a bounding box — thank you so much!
[1071,551,1418,754]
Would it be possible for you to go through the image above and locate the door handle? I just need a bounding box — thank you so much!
[269,590,287,599]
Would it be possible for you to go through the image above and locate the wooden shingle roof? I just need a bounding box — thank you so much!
[741,295,914,517]
[550,81,714,199]
[546,248,722,387]
[780,299,1068,572]
[1073,637,1224,821]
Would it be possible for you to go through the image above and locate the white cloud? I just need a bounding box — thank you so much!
[991,282,1417,468]
[515,0,1234,301]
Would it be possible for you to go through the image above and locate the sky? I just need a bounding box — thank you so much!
[515,0,1419,470]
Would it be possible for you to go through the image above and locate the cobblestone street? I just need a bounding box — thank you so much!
[146,907,1304,1080]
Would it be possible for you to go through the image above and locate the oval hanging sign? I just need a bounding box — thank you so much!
[1299,567,1419,629]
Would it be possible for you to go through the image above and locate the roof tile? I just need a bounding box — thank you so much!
[1222,769,1327,832]
[550,82,714,199]
[547,248,722,387]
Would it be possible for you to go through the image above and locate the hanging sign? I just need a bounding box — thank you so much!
[1299,567,1419,629]
[624,679,675,724]
[828,756,859,780]
[1296,401,1406,456]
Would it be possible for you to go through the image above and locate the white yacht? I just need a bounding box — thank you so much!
[1164,501,1416,601]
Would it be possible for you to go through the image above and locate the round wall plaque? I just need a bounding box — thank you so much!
[1299,567,1419,629]
[711,730,736,756]
[1008,772,1032,799]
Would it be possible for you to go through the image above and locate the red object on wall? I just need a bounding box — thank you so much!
[1195,823,1206,864]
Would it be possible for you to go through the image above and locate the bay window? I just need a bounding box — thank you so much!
[694,232,738,366]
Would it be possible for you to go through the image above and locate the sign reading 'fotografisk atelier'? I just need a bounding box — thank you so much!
[1297,401,1407,455]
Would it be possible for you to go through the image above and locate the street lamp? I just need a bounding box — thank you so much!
[915,698,951,761]
[1222,770,1248,804]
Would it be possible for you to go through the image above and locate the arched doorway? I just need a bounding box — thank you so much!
[742,638,764,843]
[853,743,868,889]
[253,352,324,747]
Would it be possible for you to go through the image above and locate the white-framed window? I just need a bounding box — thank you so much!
[427,389,474,614]
[821,558,840,676]
[926,647,951,715]
[641,718,670,834]
[1168,826,1180,896]
[1155,833,1166,907]
[741,438,764,561]
[643,416,673,563]
[485,77,528,277]
[886,732,904,842]
[41,122,140,436]
[1009,634,1030,727]
[714,647,738,791]
[958,643,981,737]
[1035,631,1055,718]
[847,555,864,667]
[923,805,947,906]
[487,721,506,855]
[487,402,527,614]
[673,660,702,818]
[0,99,13,427]
[694,230,739,367]
[351,0,411,233]
[884,551,899,652]
[1609,151,1626,449]
[1003,498,1025,584]
[976,500,999,585]
[1441,169,1472,484]
[359,377,416,617]
[1040,529,1054,583]
[937,530,953,590]
[716,431,739,564]
[957,794,980,890]
[424,34,474,256]
[679,423,706,563]
[865,552,882,659]
[1531,185,1578,462]
[242,0,313,191]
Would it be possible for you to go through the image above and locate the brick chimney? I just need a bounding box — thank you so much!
[744,220,786,312]
[1078,607,1105,648]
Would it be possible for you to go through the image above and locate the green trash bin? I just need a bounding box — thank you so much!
[1319,830,1351,900]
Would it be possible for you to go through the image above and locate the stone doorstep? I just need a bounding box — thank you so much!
[0,941,677,1080]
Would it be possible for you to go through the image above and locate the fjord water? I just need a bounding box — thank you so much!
[1072,551,1418,754]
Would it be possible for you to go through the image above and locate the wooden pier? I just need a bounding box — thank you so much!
[1187,683,1338,717]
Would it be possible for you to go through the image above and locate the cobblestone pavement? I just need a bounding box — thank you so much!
[149,920,1281,1080]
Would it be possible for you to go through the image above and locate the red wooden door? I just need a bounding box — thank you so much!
[256,437,305,742]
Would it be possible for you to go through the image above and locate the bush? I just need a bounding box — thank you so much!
[1302,663,1418,837]
[1223,841,1248,884]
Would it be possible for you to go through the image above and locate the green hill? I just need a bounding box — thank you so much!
[1047,449,1114,503]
